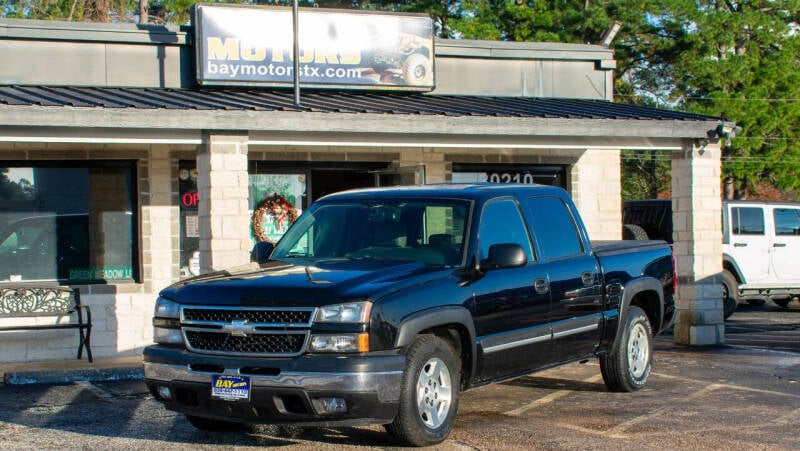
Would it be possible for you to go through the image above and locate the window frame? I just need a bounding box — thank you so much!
[477,196,535,262]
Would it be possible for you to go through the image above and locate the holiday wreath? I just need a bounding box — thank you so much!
[251,193,299,243]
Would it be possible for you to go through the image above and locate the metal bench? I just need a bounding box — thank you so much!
[0,286,92,362]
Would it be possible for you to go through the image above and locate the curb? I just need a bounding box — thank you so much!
[3,366,144,385]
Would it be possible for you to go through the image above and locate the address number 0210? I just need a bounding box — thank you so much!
[487,172,536,184]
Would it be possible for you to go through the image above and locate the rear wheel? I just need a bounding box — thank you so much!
[721,270,740,320]
[386,334,460,447]
[600,306,652,392]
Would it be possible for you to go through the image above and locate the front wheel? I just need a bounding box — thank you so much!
[386,334,460,447]
[600,306,653,392]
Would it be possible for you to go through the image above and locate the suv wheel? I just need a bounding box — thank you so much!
[386,334,460,446]
[721,270,740,320]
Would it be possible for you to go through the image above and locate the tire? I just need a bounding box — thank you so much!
[401,53,432,86]
[185,414,249,432]
[774,298,791,308]
[721,270,740,320]
[386,334,460,447]
[622,224,649,240]
[600,306,653,392]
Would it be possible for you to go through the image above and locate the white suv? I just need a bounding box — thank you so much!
[623,200,800,318]
[723,202,800,312]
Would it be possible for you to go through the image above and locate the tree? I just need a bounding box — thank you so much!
[633,0,800,199]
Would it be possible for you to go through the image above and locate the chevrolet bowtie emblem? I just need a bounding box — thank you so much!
[221,319,257,337]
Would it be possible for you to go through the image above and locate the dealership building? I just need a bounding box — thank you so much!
[0,7,726,363]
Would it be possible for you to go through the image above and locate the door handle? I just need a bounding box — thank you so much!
[534,278,549,294]
[733,243,747,247]
[773,243,787,248]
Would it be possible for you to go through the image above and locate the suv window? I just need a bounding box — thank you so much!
[774,208,800,236]
[731,207,765,235]
[478,199,533,261]
[526,196,583,260]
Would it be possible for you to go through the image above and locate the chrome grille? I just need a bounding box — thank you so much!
[180,306,315,356]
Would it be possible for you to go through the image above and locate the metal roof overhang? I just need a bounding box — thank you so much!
[0,87,723,150]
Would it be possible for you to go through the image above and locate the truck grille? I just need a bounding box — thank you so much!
[182,308,312,326]
[180,306,314,357]
[184,330,307,355]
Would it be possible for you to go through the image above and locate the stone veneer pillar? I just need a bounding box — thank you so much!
[672,141,724,345]
[197,132,252,273]
[570,149,622,240]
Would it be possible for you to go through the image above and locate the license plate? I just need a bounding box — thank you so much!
[211,375,251,401]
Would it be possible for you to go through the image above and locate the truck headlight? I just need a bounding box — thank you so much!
[153,297,183,345]
[314,301,372,323]
[309,333,369,353]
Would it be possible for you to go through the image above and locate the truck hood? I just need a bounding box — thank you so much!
[159,258,451,307]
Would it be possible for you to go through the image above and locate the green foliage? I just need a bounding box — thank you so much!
[634,0,800,198]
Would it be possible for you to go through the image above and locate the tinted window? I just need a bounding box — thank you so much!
[273,199,469,267]
[0,164,136,283]
[774,208,800,236]
[526,196,583,260]
[478,199,533,261]
[731,207,764,235]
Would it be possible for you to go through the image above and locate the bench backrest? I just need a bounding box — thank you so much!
[0,286,78,317]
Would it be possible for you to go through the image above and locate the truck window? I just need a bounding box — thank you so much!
[731,207,764,235]
[526,196,583,260]
[478,199,533,261]
[774,208,800,236]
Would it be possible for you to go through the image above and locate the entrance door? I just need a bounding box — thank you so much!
[310,169,374,202]
[372,165,425,187]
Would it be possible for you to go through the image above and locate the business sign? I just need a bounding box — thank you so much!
[194,4,435,90]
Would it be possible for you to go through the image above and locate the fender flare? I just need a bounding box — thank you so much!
[722,254,746,283]
[610,277,664,352]
[395,306,477,384]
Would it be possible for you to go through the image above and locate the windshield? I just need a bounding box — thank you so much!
[272,199,470,267]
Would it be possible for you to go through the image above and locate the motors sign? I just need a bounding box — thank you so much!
[194,4,434,90]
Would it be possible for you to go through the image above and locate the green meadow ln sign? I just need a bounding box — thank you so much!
[194,4,435,90]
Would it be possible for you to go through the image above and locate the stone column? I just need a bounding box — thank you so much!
[142,146,179,292]
[672,141,724,345]
[197,132,251,273]
[570,149,622,240]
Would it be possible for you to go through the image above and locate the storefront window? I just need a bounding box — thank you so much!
[0,163,136,283]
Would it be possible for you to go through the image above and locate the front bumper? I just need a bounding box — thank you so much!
[143,346,404,426]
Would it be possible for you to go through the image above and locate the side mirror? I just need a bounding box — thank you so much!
[250,241,274,264]
[482,243,526,270]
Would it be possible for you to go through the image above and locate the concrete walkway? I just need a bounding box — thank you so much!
[2,354,143,385]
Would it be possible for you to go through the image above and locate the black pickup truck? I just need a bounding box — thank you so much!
[143,184,676,446]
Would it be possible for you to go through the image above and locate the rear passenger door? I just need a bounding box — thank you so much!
[770,205,800,281]
[524,196,604,362]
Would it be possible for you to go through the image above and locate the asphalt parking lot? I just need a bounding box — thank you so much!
[0,303,798,450]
